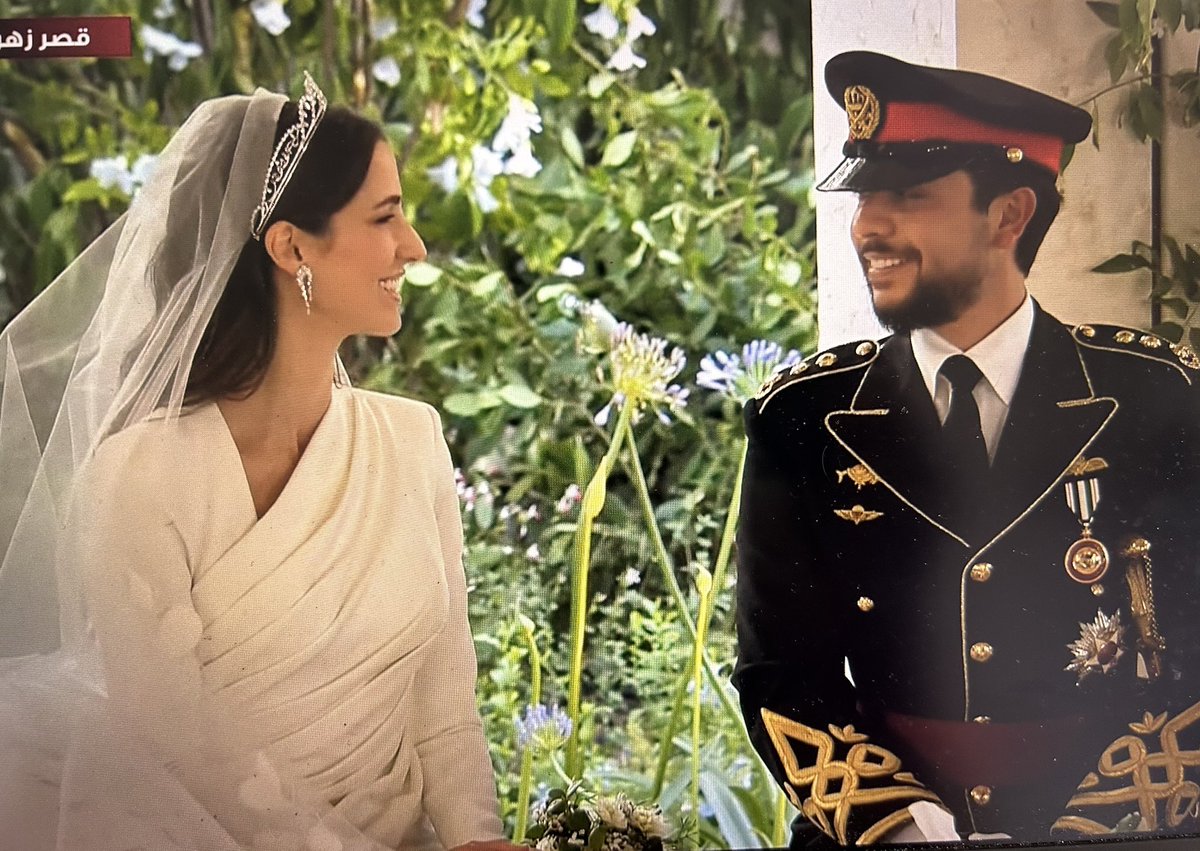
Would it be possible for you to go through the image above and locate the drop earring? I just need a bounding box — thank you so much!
[296,263,313,315]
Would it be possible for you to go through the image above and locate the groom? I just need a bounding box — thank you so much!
[734,50,1200,845]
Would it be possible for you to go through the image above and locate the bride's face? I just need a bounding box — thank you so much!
[304,140,426,336]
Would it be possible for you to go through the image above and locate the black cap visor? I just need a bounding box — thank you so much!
[816,142,1018,192]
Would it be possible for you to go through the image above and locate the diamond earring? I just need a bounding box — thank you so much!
[296,264,313,315]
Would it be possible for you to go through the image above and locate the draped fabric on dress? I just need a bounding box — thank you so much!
[0,387,502,850]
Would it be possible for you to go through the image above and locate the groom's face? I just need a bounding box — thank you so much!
[850,170,992,333]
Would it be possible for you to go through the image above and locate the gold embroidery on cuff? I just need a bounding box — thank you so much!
[761,708,940,845]
[1055,699,1200,834]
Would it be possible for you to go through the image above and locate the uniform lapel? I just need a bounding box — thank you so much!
[825,306,1118,548]
[825,334,970,546]
[985,305,1117,537]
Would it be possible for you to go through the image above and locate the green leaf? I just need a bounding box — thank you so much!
[499,384,542,408]
[1092,253,1152,273]
[404,261,443,287]
[1105,34,1129,83]
[1087,0,1122,26]
[699,771,759,849]
[601,131,638,167]
[1160,297,1189,317]
[560,126,585,169]
[1161,0,1184,30]
[545,0,577,54]
[1119,0,1141,35]
[1153,321,1184,342]
[470,271,505,297]
[444,392,485,416]
[586,72,616,99]
[1136,85,1164,141]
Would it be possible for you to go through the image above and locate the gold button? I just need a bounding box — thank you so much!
[973,715,991,724]
[1078,324,1096,338]
[1125,537,1151,556]
[969,562,993,583]
[856,341,875,357]
[1140,334,1162,349]
[857,596,875,612]
[816,352,838,368]
[970,642,993,663]
[970,785,993,806]
[790,361,810,375]
[1006,147,1023,163]
[1115,330,1135,344]
[1091,583,1105,596]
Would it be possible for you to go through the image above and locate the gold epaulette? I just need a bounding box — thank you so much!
[754,339,881,411]
[1073,323,1200,381]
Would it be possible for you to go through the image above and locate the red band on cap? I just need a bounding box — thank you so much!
[865,101,1064,174]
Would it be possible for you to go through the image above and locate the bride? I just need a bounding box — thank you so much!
[0,72,518,851]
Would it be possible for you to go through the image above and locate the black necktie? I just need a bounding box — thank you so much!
[939,354,989,477]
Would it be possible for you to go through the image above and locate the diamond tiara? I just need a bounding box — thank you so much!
[250,70,328,240]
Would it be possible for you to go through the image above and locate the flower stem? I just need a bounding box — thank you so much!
[565,400,634,778]
[624,433,772,791]
[691,569,715,822]
[650,667,690,798]
[773,788,790,847]
[514,617,543,842]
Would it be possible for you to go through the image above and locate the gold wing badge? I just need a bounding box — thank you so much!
[836,463,880,490]
[834,505,883,525]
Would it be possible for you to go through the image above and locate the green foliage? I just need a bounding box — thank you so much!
[1083,0,1200,344]
[1092,237,1200,346]
[0,0,814,843]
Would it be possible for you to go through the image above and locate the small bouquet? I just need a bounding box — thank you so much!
[526,782,683,851]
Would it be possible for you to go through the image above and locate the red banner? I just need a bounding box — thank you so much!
[0,16,132,60]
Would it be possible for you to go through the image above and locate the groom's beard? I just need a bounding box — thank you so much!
[871,263,986,334]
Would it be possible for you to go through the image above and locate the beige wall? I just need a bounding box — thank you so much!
[812,0,1197,342]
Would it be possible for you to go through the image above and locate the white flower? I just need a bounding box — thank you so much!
[621,567,641,586]
[130,153,158,187]
[473,184,500,213]
[372,56,401,87]
[582,4,621,40]
[526,544,541,562]
[492,93,543,155]
[628,805,670,838]
[607,41,646,72]
[90,155,134,195]
[472,144,505,187]
[140,24,203,71]
[626,7,657,40]
[152,0,175,20]
[535,838,557,851]
[371,16,398,40]
[591,797,627,829]
[426,155,460,194]
[504,142,542,178]
[556,257,585,277]
[250,0,291,36]
[466,0,487,28]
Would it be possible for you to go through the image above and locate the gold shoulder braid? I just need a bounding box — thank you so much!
[1053,701,1200,835]
[755,339,880,412]
[1073,324,1198,383]
[760,708,940,845]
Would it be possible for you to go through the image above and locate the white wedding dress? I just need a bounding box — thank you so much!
[0,387,503,850]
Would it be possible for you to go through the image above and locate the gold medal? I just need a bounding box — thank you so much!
[1063,458,1109,585]
[1065,532,1109,584]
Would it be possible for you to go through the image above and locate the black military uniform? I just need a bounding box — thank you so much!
[733,52,1200,846]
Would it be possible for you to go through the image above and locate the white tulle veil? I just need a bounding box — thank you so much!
[0,83,382,851]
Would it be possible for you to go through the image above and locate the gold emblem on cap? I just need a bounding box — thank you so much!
[1006,147,1024,163]
[844,85,881,141]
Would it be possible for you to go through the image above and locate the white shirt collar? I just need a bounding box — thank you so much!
[910,293,1035,405]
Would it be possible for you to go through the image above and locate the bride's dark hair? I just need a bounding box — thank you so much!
[185,102,384,404]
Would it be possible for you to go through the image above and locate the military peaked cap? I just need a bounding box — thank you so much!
[817,51,1093,192]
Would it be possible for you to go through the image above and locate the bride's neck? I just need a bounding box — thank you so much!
[219,313,340,454]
